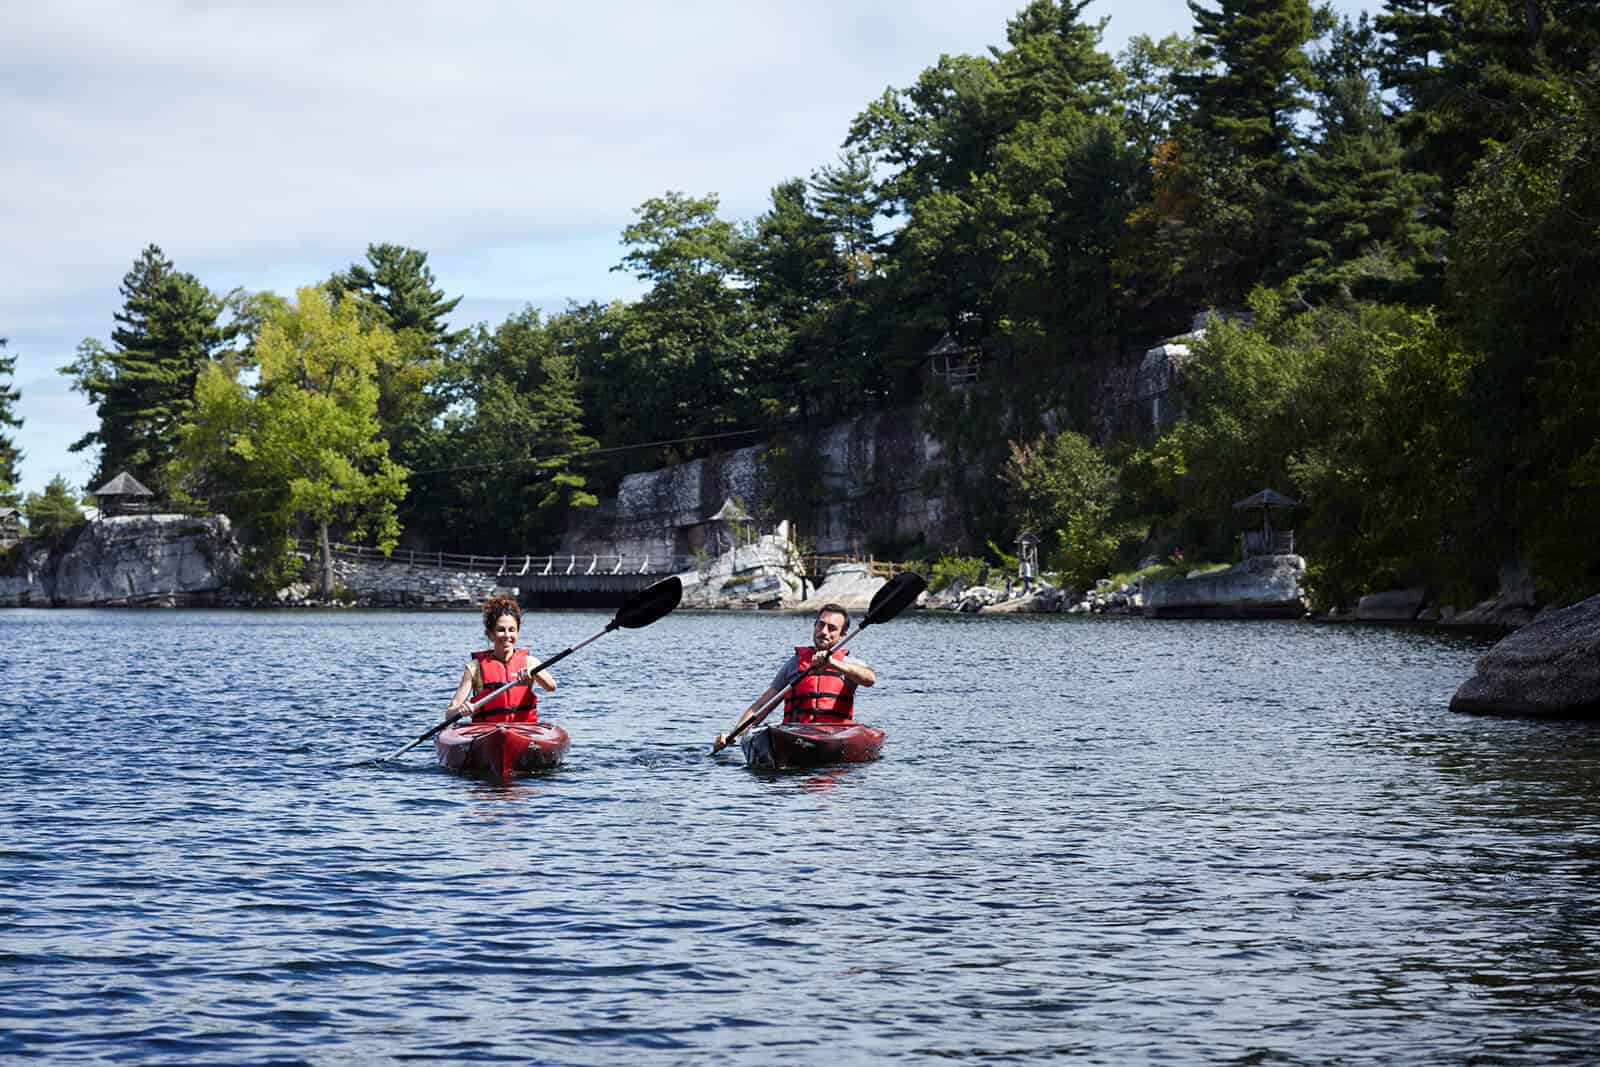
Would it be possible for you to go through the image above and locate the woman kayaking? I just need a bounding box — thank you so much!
[444,596,557,723]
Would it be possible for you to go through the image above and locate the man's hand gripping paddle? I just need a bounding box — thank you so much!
[710,570,926,755]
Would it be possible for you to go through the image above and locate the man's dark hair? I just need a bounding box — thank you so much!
[817,603,849,629]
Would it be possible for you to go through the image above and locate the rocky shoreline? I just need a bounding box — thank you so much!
[7,516,1594,718]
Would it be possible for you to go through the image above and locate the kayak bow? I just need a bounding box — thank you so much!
[434,721,570,780]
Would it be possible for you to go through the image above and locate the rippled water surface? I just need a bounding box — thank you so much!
[4,608,1599,1064]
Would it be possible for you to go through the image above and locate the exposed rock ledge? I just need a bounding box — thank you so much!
[1450,593,1600,717]
[1142,555,1308,619]
[1,515,240,607]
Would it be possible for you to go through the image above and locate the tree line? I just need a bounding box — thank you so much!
[4,0,1597,605]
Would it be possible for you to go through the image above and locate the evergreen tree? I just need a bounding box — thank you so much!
[420,308,600,547]
[327,243,463,472]
[328,243,464,346]
[741,179,840,421]
[0,337,21,506]
[23,475,86,546]
[1176,0,1317,302]
[1287,14,1439,303]
[61,245,237,495]
[609,192,783,460]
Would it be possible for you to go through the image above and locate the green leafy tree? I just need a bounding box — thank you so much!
[421,307,600,547]
[175,287,407,596]
[1001,430,1127,589]
[0,337,21,507]
[62,245,239,495]
[1446,32,1600,598]
[24,475,86,546]
[608,192,783,460]
[1118,33,1205,161]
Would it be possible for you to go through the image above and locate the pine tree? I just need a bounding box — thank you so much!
[1287,13,1440,303]
[328,243,464,346]
[62,245,235,495]
[1178,0,1317,301]
[0,337,21,506]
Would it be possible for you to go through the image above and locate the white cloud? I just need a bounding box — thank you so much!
[2,0,1370,495]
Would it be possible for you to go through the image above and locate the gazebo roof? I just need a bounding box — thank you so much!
[94,471,154,498]
[1232,488,1298,510]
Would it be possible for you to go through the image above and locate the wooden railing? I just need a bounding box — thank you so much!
[1241,530,1295,557]
[800,554,906,579]
[301,541,907,581]
[301,540,695,577]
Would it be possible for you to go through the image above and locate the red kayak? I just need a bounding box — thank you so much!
[435,721,570,780]
[740,722,885,771]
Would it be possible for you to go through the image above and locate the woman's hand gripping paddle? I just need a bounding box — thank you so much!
[710,570,926,755]
[362,576,683,768]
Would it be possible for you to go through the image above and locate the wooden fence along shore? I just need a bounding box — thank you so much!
[304,542,906,585]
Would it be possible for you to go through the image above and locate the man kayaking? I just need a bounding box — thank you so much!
[713,603,876,750]
[444,596,557,723]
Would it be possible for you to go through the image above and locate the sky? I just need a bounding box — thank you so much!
[2,0,1369,498]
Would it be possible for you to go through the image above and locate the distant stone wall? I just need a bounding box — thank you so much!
[568,406,966,557]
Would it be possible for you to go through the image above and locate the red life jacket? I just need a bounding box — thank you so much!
[784,646,855,724]
[471,649,539,723]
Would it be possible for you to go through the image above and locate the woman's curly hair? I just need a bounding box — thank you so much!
[482,596,522,635]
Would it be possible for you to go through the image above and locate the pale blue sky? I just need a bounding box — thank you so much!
[2,0,1370,496]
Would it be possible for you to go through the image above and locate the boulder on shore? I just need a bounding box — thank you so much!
[1450,593,1600,717]
[1142,555,1307,619]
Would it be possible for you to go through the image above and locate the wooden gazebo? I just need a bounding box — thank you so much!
[93,471,155,518]
[1233,488,1297,557]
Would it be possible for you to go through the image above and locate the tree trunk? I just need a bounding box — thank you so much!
[319,521,334,599]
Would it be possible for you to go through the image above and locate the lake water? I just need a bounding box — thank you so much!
[3,608,1598,1064]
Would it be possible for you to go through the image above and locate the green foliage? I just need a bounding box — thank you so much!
[929,554,993,593]
[327,243,463,471]
[174,287,408,594]
[1000,430,1135,589]
[0,337,20,507]
[62,245,242,496]
[24,476,86,545]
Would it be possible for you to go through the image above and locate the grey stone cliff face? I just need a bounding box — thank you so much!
[1,515,240,607]
[569,406,966,560]
[1450,593,1600,717]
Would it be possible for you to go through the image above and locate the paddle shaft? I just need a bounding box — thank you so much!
[373,623,615,765]
[712,626,869,754]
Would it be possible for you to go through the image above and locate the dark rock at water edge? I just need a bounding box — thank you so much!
[1450,593,1600,717]
[1142,555,1308,619]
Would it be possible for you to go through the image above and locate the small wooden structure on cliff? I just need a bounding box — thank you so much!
[0,506,20,547]
[92,471,155,518]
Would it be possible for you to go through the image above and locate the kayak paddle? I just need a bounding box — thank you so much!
[711,570,926,754]
[364,575,683,768]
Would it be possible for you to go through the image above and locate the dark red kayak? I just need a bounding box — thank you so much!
[740,722,885,771]
[435,721,570,780]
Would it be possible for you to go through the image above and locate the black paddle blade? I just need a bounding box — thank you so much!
[616,576,682,629]
[864,570,927,625]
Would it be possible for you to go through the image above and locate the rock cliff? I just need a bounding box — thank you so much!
[0,515,240,607]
